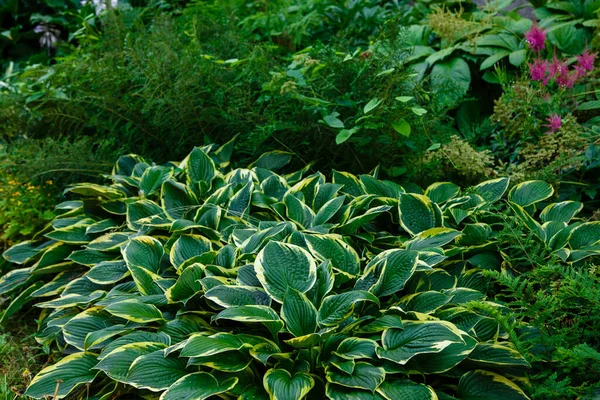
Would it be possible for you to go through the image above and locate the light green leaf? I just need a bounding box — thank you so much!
[391,119,411,137]
[105,299,163,323]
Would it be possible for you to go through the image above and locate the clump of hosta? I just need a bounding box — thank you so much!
[2,142,597,399]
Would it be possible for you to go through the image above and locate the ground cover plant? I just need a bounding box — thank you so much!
[2,142,600,398]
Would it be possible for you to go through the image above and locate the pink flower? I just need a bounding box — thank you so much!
[575,49,597,76]
[524,24,547,53]
[544,114,562,133]
[528,59,547,81]
[556,68,578,88]
[543,55,565,85]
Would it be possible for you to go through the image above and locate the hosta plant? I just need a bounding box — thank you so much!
[5,142,597,399]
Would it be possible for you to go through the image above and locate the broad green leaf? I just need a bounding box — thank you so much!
[376,380,437,400]
[508,181,553,208]
[473,177,509,202]
[162,179,198,219]
[377,321,464,364]
[161,372,238,400]
[140,166,173,196]
[399,194,441,235]
[255,242,317,303]
[185,147,217,185]
[318,291,379,326]
[285,194,315,229]
[105,299,163,323]
[326,362,385,391]
[305,234,360,276]
[405,228,461,250]
[282,288,318,337]
[264,369,315,400]
[326,384,386,400]
[170,234,212,268]
[335,337,378,360]
[249,151,293,171]
[95,342,168,381]
[540,201,583,223]
[425,182,460,203]
[205,285,271,307]
[457,370,530,400]
[166,263,204,304]
[467,343,530,367]
[122,236,164,273]
[25,353,99,399]
[125,350,188,391]
[364,98,382,114]
[364,249,419,297]
[569,222,600,249]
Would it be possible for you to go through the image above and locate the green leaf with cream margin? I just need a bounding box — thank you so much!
[161,372,238,400]
[376,321,465,364]
[508,180,553,208]
[254,242,317,303]
[264,369,315,400]
[25,352,100,399]
[457,370,530,400]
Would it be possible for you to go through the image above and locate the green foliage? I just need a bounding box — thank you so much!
[0,143,544,399]
[493,264,600,399]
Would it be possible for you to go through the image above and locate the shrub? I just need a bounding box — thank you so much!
[0,143,544,399]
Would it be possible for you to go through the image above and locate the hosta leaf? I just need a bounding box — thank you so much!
[457,370,530,400]
[250,151,293,171]
[405,228,461,250]
[282,288,318,337]
[125,350,188,391]
[377,321,464,364]
[0,267,33,296]
[187,350,252,372]
[263,369,315,400]
[127,199,169,230]
[65,183,124,199]
[228,182,253,217]
[0,281,44,323]
[473,177,509,202]
[305,234,360,276]
[399,194,441,235]
[84,324,131,350]
[181,333,245,358]
[285,194,316,229]
[165,263,204,304]
[255,242,317,303]
[326,384,386,400]
[399,291,452,314]
[318,290,379,326]
[161,372,238,400]
[95,342,167,381]
[170,234,212,268]
[306,260,334,308]
[539,201,583,223]
[205,285,271,307]
[87,232,130,252]
[425,182,460,203]
[123,236,164,273]
[335,337,378,360]
[45,224,91,244]
[326,362,385,391]
[467,343,530,367]
[361,249,418,297]
[63,310,113,351]
[508,180,553,208]
[140,166,173,197]
[25,353,99,399]
[162,179,198,219]
[376,380,437,400]
[99,332,171,360]
[105,299,163,323]
[568,222,600,249]
[185,147,217,185]
[314,195,346,226]
[3,241,43,264]
[86,261,129,285]
[405,332,477,373]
